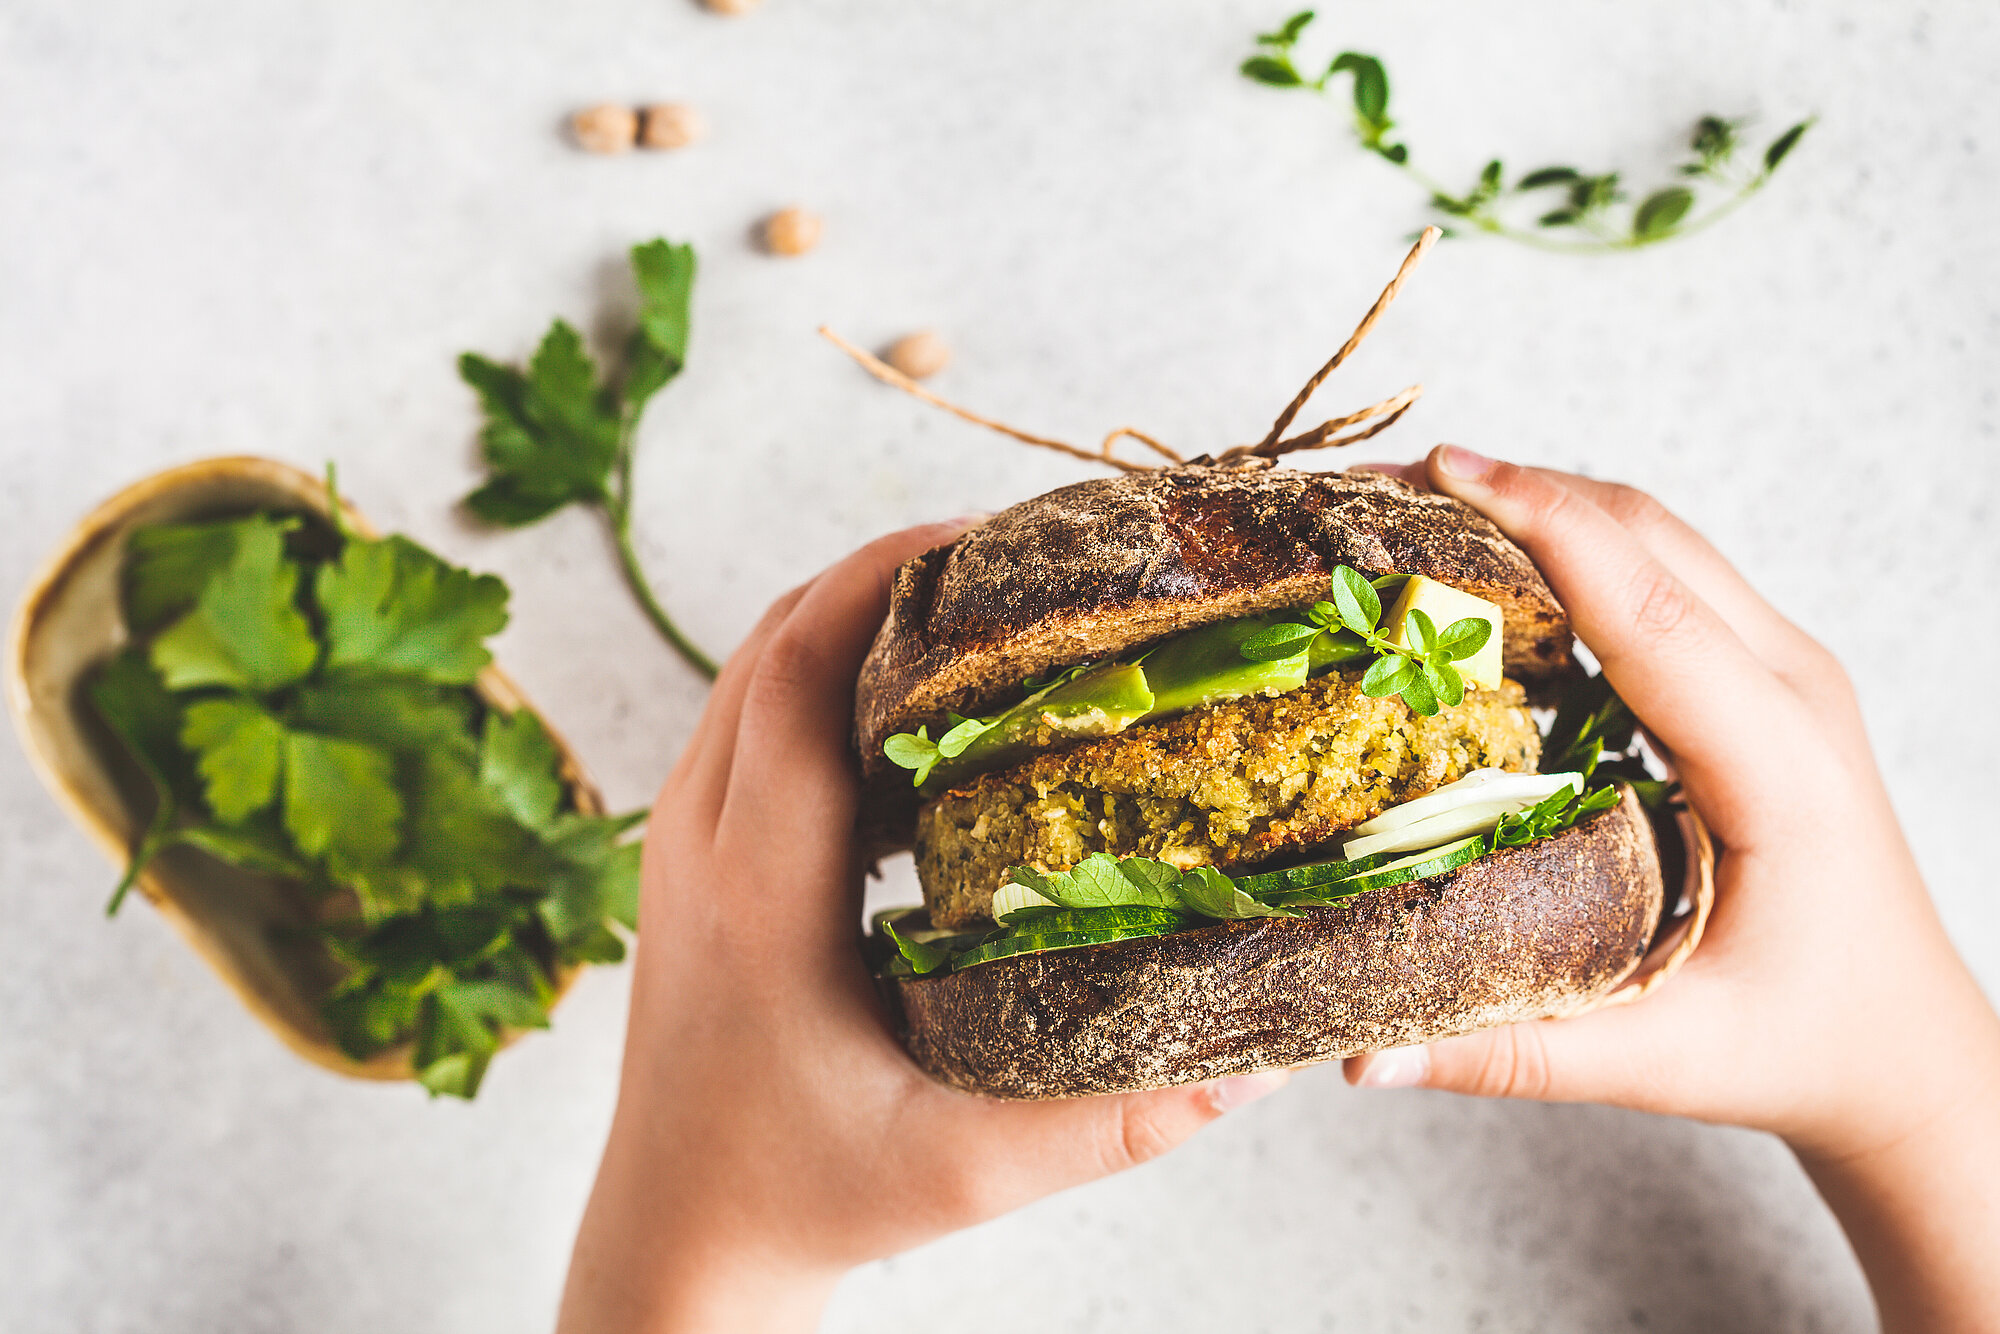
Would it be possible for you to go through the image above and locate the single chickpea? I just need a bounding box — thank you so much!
[761,207,823,257]
[885,331,951,380]
[638,103,705,150]
[571,104,639,154]
[701,0,761,13]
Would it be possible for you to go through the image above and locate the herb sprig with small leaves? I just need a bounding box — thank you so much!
[1239,565,1490,716]
[90,479,644,1098]
[882,713,1002,788]
[460,239,718,680]
[1242,10,1812,253]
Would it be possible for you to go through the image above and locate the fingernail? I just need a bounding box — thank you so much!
[1207,1068,1290,1112]
[1434,445,1495,483]
[1355,1045,1431,1089]
[945,512,991,528]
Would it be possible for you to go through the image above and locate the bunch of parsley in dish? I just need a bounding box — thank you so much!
[89,483,642,1097]
[1241,10,1811,252]
[459,237,718,681]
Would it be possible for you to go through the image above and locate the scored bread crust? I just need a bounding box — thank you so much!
[882,786,1661,1099]
[855,465,1574,789]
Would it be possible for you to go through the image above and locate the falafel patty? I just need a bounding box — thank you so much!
[916,672,1540,929]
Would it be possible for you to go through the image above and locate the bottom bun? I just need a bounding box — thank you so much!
[885,786,1664,1099]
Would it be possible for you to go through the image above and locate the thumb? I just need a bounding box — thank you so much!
[1042,1069,1293,1180]
[1343,1006,1683,1110]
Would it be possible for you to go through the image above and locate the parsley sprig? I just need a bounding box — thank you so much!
[90,484,643,1098]
[1243,11,1811,252]
[460,239,718,680]
[1239,565,1490,716]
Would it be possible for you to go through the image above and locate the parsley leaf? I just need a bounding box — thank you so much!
[315,535,508,684]
[282,732,402,867]
[480,707,565,830]
[181,696,286,824]
[149,519,317,692]
[124,515,289,636]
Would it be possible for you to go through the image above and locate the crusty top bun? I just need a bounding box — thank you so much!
[855,465,1574,800]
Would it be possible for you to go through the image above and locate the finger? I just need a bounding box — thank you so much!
[1422,445,1798,820]
[920,1070,1291,1217]
[670,580,811,822]
[712,521,980,942]
[1519,468,1839,692]
[1343,996,1709,1117]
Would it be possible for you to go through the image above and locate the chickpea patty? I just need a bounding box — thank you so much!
[915,672,1540,929]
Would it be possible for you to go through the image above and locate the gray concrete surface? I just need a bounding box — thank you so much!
[4,1,1995,1329]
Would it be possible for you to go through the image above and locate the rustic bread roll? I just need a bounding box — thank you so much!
[856,463,1666,1100]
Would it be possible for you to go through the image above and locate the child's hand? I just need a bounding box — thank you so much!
[1346,447,2000,1333]
[557,522,1287,1334]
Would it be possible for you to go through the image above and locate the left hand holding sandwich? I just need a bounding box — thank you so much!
[555,519,1288,1334]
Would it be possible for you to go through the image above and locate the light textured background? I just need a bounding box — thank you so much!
[3,1,1994,1330]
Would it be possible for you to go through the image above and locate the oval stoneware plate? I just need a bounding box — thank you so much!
[6,456,599,1081]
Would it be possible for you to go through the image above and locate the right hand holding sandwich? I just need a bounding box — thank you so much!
[1347,446,2000,1332]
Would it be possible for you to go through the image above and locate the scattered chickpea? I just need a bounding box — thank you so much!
[571,103,639,154]
[761,207,823,257]
[638,103,705,151]
[701,0,761,14]
[885,331,951,380]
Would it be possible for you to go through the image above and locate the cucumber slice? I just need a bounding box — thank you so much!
[1233,850,1395,897]
[1342,771,1583,860]
[1287,834,1487,901]
[950,905,1187,972]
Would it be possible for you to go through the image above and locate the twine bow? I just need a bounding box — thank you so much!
[822,225,1440,472]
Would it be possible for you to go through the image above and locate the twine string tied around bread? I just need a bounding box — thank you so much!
[820,226,1442,472]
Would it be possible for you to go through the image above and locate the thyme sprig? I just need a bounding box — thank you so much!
[1243,11,1812,253]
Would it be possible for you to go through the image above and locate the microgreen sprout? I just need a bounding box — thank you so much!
[1239,565,1491,716]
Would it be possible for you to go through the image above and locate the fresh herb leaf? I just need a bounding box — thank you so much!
[883,728,942,786]
[149,520,317,693]
[290,677,478,759]
[1331,565,1382,633]
[181,696,286,824]
[123,516,289,637]
[1434,616,1492,662]
[1764,120,1810,172]
[316,535,508,685]
[1633,186,1695,240]
[1517,166,1581,190]
[282,732,402,868]
[1241,55,1303,87]
[480,707,565,831]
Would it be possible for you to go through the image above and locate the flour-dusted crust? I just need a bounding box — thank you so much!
[883,786,1660,1099]
[855,466,1572,787]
